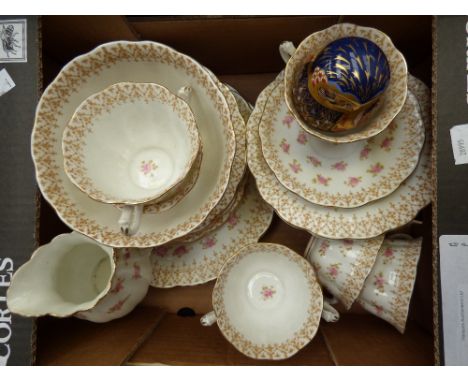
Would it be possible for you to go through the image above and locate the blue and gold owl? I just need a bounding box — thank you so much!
[293,36,391,133]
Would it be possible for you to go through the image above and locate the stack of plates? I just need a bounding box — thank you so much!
[32,41,274,287]
[248,70,431,240]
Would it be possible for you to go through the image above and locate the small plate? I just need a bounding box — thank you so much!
[212,242,323,360]
[247,71,432,239]
[150,176,273,288]
[259,80,424,208]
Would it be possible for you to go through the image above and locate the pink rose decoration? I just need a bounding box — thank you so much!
[282,114,294,128]
[331,161,348,171]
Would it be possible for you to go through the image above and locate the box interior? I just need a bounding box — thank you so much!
[35,15,434,365]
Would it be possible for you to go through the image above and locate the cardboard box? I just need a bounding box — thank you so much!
[6,15,438,365]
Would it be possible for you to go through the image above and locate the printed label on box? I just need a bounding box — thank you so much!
[440,235,468,365]
[0,68,15,97]
[0,19,27,63]
[450,124,468,165]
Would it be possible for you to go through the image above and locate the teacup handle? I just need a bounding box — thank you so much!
[321,298,340,323]
[177,86,193,103]
[119,205,143,236]
[200,311,217,326]
[279,41,297,64]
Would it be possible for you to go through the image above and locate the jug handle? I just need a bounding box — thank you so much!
[279,41,297,64]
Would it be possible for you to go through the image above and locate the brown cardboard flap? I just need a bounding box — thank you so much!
[321,314,434,365]
[127,313,335,365]
[35,306,166,366]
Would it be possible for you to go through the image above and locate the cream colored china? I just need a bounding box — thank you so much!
[259,81,424,208]
[7,232,151,323]
[31,41,236,248]
[176,81,250,242]
[180,79,247,240]
[63,82,200,206]
[305,235,384,309]
[143,149,202,214]
[282,23,408,143]
[63,82,201,236]
[247,71,432,239]
[177,173,247,244]
[357,236,422,333]
[201,243,323,360]
[150,176,273,288]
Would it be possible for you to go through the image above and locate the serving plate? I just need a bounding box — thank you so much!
[247,71,432,239]
[32,41,236,247]
[259,80,424,208]
[150,176,273,288]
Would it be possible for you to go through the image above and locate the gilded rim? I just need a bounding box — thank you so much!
[31,41,236,247]
[260,80,424,208]
[247,71,432,239]
[284,23,408,143]
[212,243,323,360]
[358,237,422,333]
[62,82,200,205]
[305,235,384,310]
[150,176,273,288]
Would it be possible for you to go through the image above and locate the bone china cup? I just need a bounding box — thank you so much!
[305,235,384,310]
[357,236,422,333]
[282,23,408,143]
[63,82,201,236]
[201,243,323,360]
[63,82,200,207]
[7,232,151,323]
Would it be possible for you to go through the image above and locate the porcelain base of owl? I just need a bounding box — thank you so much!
[293,65,380,134]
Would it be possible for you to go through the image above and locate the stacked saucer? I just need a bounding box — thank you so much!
[248,24,432,240]
[31,40,268,250]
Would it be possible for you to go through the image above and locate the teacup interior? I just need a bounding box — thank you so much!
[81,97,193,202]
[222,250,315,345]
[8,238,114,317]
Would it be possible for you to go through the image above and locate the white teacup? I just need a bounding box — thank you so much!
[305,235,384,310]
[7,232,151,322]
[201,242,324,360]
[62,82,200,235]
[357,235,423,333]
